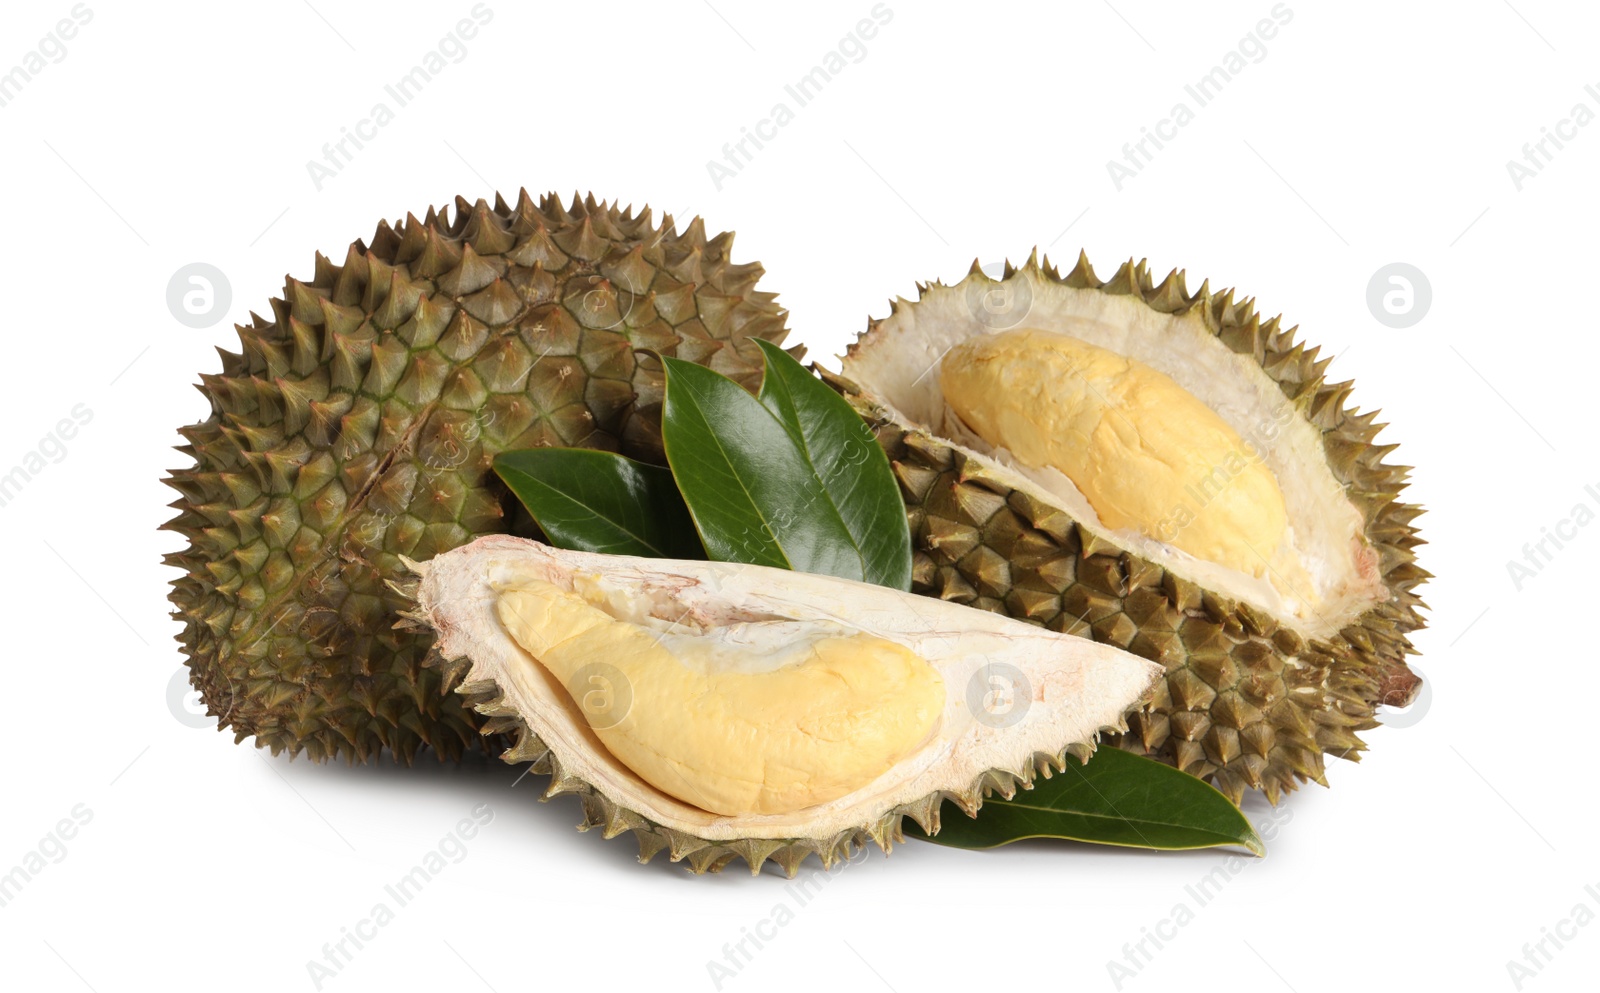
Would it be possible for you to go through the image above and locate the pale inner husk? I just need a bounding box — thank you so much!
[838,270,1386,639]
[419,535,1161,842]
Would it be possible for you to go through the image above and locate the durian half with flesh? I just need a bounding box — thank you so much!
[404,534,1163,874]
[828,253,1428,802]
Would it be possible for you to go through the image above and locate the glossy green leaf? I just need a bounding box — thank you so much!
[493,448,705,559]
[751,340,911,591]
[660,352,911,588]
[908,747,1265,855]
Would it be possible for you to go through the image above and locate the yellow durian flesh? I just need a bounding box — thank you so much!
[495,578,945,817]
[940,327,1310,595]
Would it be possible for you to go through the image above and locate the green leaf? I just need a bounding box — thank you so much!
[908,747,1265,855]
[660,350,911,588]
[493,448,705,559]
[751,340,912,591]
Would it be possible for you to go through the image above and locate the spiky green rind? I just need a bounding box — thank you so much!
[827,251,1428,803]
[163,191,792,764]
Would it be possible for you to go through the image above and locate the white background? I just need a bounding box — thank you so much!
[1,1,1594,990]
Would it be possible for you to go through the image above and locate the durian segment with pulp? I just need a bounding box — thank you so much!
[830,256,1427,803]
[412,534,1164,869]
[940,327,1314,601]
[841,270,1389,638]
[495,577,945,816]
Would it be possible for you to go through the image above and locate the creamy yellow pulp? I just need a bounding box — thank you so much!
[940,327,1307,592]
[496,579,944,816]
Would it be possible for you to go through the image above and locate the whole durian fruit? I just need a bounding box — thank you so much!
[163,191,792,763]
[826,253,1428,802]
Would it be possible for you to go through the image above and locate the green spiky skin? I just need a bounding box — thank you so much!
[827,252,1428,803]
[163,191,792,763]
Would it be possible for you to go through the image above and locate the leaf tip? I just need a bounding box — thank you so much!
[1242,828,1267,858]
